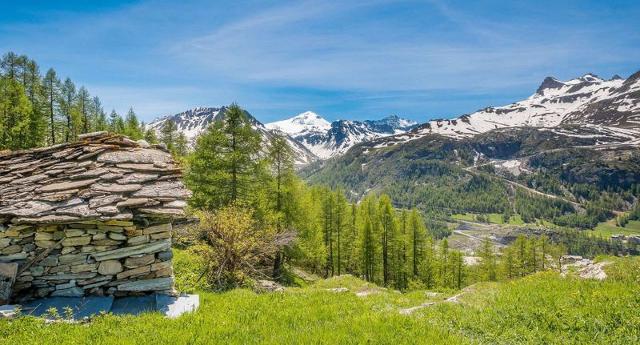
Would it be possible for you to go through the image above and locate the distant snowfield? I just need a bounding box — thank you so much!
[414,73,639,140]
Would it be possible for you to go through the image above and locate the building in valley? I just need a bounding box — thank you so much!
[0,132,190,303]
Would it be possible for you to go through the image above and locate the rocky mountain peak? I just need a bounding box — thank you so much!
[610,74,623,81]
[536,76,565,95]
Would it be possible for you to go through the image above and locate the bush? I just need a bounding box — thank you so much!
[193,204,278,290]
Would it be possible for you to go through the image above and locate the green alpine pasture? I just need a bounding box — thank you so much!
[588,219,640,238]
[1,250,639,345]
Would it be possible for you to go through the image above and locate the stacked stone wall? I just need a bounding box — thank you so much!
[1,220,174,301]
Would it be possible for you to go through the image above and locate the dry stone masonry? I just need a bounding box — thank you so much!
[0,132,190,302]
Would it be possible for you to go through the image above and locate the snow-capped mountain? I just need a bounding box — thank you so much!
[266,111,332,138]
[147,107,319,165]
[266,112,417,159]
[377,71,640,148]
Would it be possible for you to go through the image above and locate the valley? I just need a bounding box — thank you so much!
[1,3,640,340]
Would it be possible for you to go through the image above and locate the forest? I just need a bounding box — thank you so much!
[1,52,637,292]
[0,51,162,151]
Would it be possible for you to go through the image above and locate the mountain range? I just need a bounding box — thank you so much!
[147,108,418,163]
[148,71,640,163]
[265,112,417,159]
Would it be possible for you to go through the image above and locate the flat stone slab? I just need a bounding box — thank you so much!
[0,304,20,318]
[21,296,114,319]
[9,293,199,320]
[156,294,200,319]
[110,295,156,316]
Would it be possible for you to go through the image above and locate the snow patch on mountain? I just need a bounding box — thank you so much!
[266,112,417,159]
[147,107,319,165]
[266,111,331,137]
[408,72,640,141]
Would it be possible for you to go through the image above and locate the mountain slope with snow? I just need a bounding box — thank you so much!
[371,72,640,150]
[147,107,319,165]
[266,112,417,159]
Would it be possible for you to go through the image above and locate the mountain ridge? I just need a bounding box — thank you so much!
[265,112,418,159]
[147,71,640,164]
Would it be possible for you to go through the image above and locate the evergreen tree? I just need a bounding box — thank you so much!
[0,77,32,149]
[185,104,264,210]
[379,195,396,286]
[60,78,76,142]
[159,119,178,151]
[144,128,158,144]
[76,86,91,133]
[439,238,450,287]
[42,68,60,144]
[92,97,108,131]
[109,109,125,134]
[124,107,143,139]
[410,209,427,277]
[266,134,297,278]
[174,132,189,156]
[478,237,497,281]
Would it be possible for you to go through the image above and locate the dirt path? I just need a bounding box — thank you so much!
[399,284,477,315]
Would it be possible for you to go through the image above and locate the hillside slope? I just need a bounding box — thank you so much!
[3,251,639,345]
[406,71,640,142]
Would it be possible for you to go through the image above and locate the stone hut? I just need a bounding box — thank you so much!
[0,132,190,303]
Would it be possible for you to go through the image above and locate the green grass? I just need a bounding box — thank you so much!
[588,219,640,238]
[2,251,640,344]
[451,213,476,222]
[451,213,525,225]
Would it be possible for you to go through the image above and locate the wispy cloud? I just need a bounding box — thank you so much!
[1,0,638,122]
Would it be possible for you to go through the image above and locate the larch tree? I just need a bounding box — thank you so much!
[124,107,143,139]
[60,78,76,142]
[379,195,396,286]
[159,119,178,152]
[185,103,263,211]
[478,237,497,281]
[109,110,125,134]
[267,133,296,279]
[42,68,60,144]
[144,128,158,144]
[76,86,91,134]
[174,132,189,157]
[92,97,108,131]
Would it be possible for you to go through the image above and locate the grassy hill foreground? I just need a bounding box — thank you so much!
[1,249,639,345]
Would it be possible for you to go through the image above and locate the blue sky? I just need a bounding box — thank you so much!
[1,0,639,123]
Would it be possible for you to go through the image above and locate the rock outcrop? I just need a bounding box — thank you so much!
[0,132,190,301]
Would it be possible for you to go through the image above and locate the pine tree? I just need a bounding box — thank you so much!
[159,119,178,151]
[23,59,46,148]
[478,237,497,281]
[379,195,396,286]
[109,110,125,134]
[144,128,158,144]
[267,133,296,279]
[42,68,60,144]
[419,236,435,288]
[0,77,32,149]
[174,133,189,156]
[185,103,264,210]
[76,86,91,133]
[60,78,76,142]
[124,107,143,139]
[362,216,375,281]
[92,97,108,131]
[333,191,348,276]
[439,239,450,287]
[410,209,426,277]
